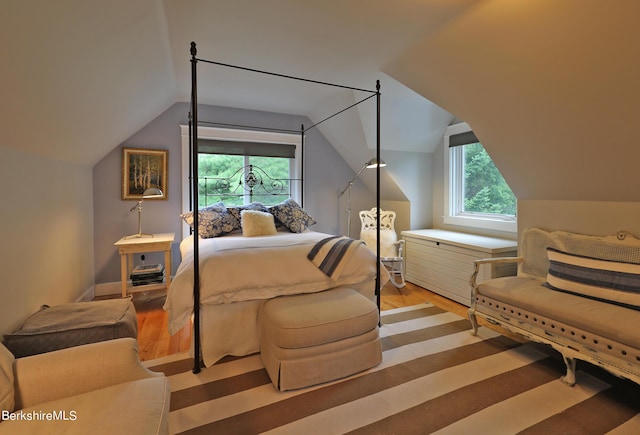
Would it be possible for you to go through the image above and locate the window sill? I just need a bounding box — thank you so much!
[443,215,517,234]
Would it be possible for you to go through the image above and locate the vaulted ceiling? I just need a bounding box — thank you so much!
[2,0,640,202]
[1,0,465,166]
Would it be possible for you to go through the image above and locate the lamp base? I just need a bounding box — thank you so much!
[125,233,155,239]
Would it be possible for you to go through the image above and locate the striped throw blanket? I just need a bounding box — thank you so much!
[307,236,363,280]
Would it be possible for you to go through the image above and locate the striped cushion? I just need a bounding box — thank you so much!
[546,248,640,310]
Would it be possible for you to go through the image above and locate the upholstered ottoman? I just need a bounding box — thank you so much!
[260,287,382,391]
[3,298,138,357]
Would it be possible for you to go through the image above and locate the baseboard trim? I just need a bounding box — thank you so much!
[77,286,95,301]
[95,278,173,297]
[95,282,121,297]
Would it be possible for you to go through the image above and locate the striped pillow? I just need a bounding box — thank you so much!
[546,248,640,310]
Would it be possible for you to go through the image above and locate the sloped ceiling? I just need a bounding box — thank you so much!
[1,0,467,169]
[3,0,638,203]
[163,0,467,199]
[0,0,176,165]
[386,0,640,201]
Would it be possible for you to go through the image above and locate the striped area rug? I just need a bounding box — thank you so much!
[145,303,640,434]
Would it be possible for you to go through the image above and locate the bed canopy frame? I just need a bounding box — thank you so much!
[188,42,382,373]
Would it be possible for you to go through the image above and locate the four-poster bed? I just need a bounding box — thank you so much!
[166,42,383,373]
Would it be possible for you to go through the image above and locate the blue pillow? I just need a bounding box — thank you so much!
[269,199,316,233]
[227,202,268,230]
[181,202,238,238]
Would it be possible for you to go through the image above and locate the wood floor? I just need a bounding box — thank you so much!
[125,280,469,362]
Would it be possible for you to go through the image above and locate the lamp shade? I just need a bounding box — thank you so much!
[142,188,163,198]
[365,158,386,169]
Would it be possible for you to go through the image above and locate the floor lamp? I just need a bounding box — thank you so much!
[338,158,386,238]
[127,187,164,239]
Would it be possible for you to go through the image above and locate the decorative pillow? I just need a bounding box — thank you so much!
[241,210,277,237]
[269,199,316,233]
[227,202,269,230]
[181,202,238,238]
[0,342,15,413]
[546,248,640,310]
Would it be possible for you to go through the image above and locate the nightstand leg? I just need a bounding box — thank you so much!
[120,253,128,298]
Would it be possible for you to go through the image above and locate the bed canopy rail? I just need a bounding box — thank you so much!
[189,42,381,373]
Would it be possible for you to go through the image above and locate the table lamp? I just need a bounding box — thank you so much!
[127,187,163,238]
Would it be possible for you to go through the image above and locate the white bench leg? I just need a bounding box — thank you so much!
[561,354,577,386]
[467,310,479,335]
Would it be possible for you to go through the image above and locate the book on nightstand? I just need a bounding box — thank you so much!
[131,264,164,275]
[131,277,165,286]
[130,264,165,285]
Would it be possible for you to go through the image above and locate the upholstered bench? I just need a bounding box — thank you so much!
[3,298,137,357]
[468,227,640,386]
[260,286,382,391]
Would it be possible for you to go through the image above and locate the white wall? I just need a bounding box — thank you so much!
[383,150,431,230]
[0,146,94,335]
[381,200,411,236]
[388,0,640,206]
[518,200,640,238]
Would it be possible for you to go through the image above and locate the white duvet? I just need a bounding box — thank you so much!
[164,231,386,334]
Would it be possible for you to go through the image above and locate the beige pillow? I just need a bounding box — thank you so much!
[0,342,15,413]
[241,210,277,237]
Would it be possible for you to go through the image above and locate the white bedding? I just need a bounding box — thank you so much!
[164,231,386,335]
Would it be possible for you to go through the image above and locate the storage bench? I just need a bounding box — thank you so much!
[3,298,137,357]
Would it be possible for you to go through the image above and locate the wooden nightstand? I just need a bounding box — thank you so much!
[114,233,175,298]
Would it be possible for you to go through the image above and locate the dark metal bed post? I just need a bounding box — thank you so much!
[375,80,381,313]
[188,112,194,214]
[300,124,305,207]
[190,41,202,374]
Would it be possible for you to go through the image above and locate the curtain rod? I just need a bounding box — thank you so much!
[195,120,301,135]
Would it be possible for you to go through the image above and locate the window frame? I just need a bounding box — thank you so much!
[443,123,517,234]
[180,125,302,237]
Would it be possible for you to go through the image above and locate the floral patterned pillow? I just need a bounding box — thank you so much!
[269,199,316,233]
[227,202,269,230]
[181,202,238,238]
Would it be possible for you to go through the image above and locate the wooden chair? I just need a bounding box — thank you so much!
[359,207,405,288]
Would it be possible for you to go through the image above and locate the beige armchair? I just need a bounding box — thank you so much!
[0,337,169,434]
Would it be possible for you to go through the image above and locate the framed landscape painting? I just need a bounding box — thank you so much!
[122,148,168,200]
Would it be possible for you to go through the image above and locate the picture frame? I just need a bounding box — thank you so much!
[122,148,168,200]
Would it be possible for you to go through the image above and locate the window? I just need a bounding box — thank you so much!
[197,141,295,207]
[444,123,516,233]
[180,126,302,235]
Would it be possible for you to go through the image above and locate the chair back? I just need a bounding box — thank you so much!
[359,208,399,258]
